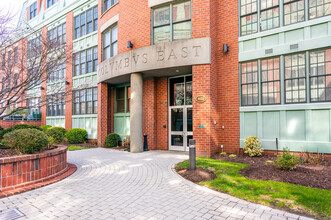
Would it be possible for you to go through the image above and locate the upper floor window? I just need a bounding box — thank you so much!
[115,86,130,113]
[47,23,66,50]
[284,0,305,25]
[260,0,280,31]
[74,6,98,40]
[102,25,117,61]
[47,93,65,116]
[153,1,191,44]
[14,47,18,65]
[310,48,331,102]
[47,59,66,83]
[27,36,42,58]
[29,2,37,20]
[241,61,259,106]
[240,0,258,36]
[309,0,331,19]
[74,46,98,76]
[47,0,56,8]
[103,0,118,13]
[7,50,12,67]
[261,57,280,104]
[73,87,98,115]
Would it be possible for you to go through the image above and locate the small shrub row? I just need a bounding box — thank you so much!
[105,133,120,148]
[0,124,42,140]
[65,128,87,144]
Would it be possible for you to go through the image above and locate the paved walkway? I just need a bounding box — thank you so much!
[0,148,314,220]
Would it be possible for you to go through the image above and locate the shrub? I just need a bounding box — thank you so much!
[2,128,49,154]
[1,124,43,138]
[243,136,264,157]
[122,135,130,147]
[105,133,121,148]
[41,125,52,132]
[229,154,237,158]
[0,125,4,140]
[45,129,64,147]
[49,126,66,136]
[65,128,87,144]
[300,149,324,165]
[273,147,300,171]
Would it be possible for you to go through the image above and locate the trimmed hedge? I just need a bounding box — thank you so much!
[2,128,49,154]
[105,133,120,148]
[65,128,87,144]
[49,126,66,136]
[41,125,52,132]
[1,124,43,140]
[45,128,64,145]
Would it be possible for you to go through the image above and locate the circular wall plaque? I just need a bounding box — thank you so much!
[196,95,206,103]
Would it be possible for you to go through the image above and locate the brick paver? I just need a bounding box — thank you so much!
[0,149,314,220]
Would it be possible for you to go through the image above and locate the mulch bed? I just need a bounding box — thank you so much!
[0,148,17,158]
[177,167,216,183]
[60,142,97,148]
[212,154,331,190]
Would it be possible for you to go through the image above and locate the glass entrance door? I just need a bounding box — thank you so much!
[169,75,192,151]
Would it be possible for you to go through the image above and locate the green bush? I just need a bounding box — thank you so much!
[49,126,66,136]
[122,135,130,147]
[65,128,87,144]
[0,125,4,140]
[41,125,52,132]
[45,128,64,147]
[243,136,264,157]
[273,147,301,171]
[105,133,120,148]
[2,128,49,154]
[1,124,43,138]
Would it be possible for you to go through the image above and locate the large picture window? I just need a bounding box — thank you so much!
[74,6,98,40]
[153,1,191,44]
[47,93,65,116]
[309,0,331,19]
[284,0,305,25]
[310,49,331,102]
[29,2,37,20]
[240,0,258,36]
[103,25,117,61]
[261,58,280,104]
[74,47,98,76]
[48,59,66,83]
[260,0,280,31]
[73,87,98,115]
[47,23,66,50]
[115,86,130,113]
[285,53,306,103]
[241,61,259,106]
[103,0,118,13]
[27,36,42,58]
[47,0,56,8]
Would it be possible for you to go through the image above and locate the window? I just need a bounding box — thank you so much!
[102,25,117,61]
[153,1,191,44]
[241,61,259,106]
[103,0,118,13]
[285,53,306,103]
[29,2,37,19]
[27,36,42,58]
[310,49,331,102]
[27,68,42,88]
[261,58,281,104]
[14,47,18,65]
[47,59,66,83]
[47,93,65,116]
[27,98,41,119]
[13,73,18,91]
[115,86,130,113]
[74,47,98,76]
[309,0,331,19]
[74,6,98,40]
[284,0,305,25]
[47,0,56,8]
[2,54,5,70]
[47,23,66,50]
[240,0,258,36]
[73,87,98,115]
[7,50,12,67]
[260,0,280,31]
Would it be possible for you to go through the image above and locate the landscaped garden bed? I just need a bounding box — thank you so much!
[176,156,331,219]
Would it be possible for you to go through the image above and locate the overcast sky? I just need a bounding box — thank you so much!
[1,0,26,27]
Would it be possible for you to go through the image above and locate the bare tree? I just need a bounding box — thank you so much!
[0,9,73,120]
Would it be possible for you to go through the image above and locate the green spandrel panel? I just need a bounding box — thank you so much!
[311,23,328,38]
[114,114,130,139]
[285,29,303,43]
[243,112,257,137]
[310,110,329,142]
[243,39,256,52]
[286,110,305,141]
[262,111,279,139]
[262,34,279,48]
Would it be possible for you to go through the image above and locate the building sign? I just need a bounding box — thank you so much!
[97,37,211,83]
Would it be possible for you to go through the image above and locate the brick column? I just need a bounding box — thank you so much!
[40,26,48,126]
[156,78,168,150]
[65,11,73,131]
[98,83,110,146]
[143,78,157,150]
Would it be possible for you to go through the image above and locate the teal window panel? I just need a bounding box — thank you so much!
[286,110,305,141]
[114,113,130,139]
[310,110,329,142]
[285,29,303,43]
[311,23,328,38]
[243,39,257,52]
[243,112,258,137]
[261,34,279,48]
[262,111,280,139]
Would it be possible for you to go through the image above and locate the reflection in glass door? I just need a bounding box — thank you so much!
[169,75,193,151]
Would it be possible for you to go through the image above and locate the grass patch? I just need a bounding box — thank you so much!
[67,145,90,151]
[176,157,331,219]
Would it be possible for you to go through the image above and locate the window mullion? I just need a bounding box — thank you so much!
[258,59,261,105]
[306,51,310,103]
[257,0,261,32]
[170,3,173,41]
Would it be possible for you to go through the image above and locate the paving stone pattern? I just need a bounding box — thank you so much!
[0,149,315,220]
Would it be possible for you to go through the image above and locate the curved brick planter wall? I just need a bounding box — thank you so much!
[0,146,67,191]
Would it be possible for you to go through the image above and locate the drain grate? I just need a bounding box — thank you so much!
[0,209,24,220]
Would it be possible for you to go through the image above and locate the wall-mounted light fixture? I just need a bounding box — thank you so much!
[40,86,45,90]
[127,41,133,48]
[65,81,70,85]
[223,44,229,53]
